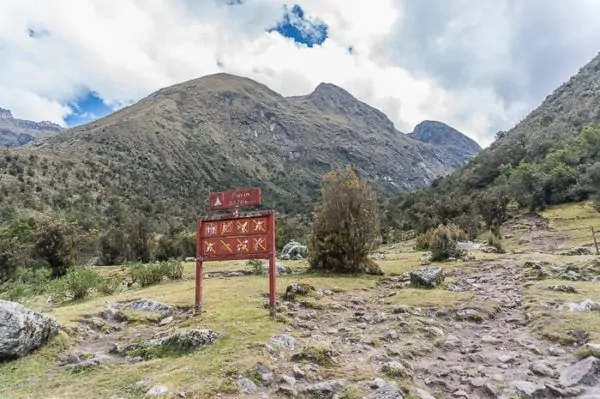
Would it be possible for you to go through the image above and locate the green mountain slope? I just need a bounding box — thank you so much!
[0,73,478,228]
[387,53,600,236]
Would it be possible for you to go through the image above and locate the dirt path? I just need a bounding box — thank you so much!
[256,255,586,399]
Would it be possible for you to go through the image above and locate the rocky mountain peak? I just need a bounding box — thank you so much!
[0,107,13,119]
[408,120,481,165]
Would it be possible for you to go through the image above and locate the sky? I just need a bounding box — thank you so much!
[1,1,600,147]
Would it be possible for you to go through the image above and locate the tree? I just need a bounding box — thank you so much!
[33,219,78,277]
[308,166,382,274]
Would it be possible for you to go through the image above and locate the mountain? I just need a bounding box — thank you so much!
[386,52,600,235]
[1,73,479,226]
[0,107,63,148]
[408,120,481,165]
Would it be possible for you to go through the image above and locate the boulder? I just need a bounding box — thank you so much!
[280,241,308,260]
[123,329,218,359]
[0,299,60,360]
[409,267,444,288]
[559,356,600,387]
[563,247,593,256]
[128,299,174,318]
[261,262,292,276]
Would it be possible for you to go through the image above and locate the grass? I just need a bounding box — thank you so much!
[524,279,600,345]
[0,257,414,399]
[539,201,600,250]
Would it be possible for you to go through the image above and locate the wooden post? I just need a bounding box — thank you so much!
[195,219,204,314]
[268,211,277,318]
[592,225,599,255]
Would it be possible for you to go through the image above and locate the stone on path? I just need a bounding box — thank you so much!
[409,267,445,288]
[559,356,600,387]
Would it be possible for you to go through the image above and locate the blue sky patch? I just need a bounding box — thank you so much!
[65,90,112,127]
[268,4,328,47]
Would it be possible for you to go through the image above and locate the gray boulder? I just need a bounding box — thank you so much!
[559,356,600,387]
[128,299,174,318]
[0,299,60,360]
[261,262,292,276]
[409,267,445,288]
[280,241,308,260]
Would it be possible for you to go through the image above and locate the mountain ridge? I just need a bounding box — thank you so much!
[0,107,63,148]
[3,73,480,228]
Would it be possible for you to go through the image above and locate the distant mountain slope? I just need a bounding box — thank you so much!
[1,73,479,225]
[408,120,481,165]
[0,108,63,148]
[385,52,600,236]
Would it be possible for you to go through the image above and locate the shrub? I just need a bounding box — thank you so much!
[98,275,122,295]
[128,262,166,288]
[246,259,264,275]
[428,224,467,261]
[164,260,183,280]
[51,267,101,302]
[415,230,433,250]
[486,232,505,253]
[308,166,382,274]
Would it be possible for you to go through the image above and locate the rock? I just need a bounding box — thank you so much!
[509,381,546,399]
[284,283,315,300]
[280,375,296,385]
[69,357,104,371]
[301,379,347,396]
[365,383,404,399]
[452,390,468,398]
[415,388,436,399]
[555,299,600,312]
[0,299,60,360]
[483,383,499,398]
[146,385,169,396]
[530,361,558,378]
[381,361,408,377]
[409,267,445,288]
[559,356,600,387]
[269,334,295,351]
[580,387,600,399]
[280,241,308,260]
[563,247,593,256]
[128,299,174,318]
[547,285,580,294]
[99,302,127,322]
[236,377,258,394]
[262,262,292,276]
[498,354,516,364]
[545,383,584,397]
[548,347,566,356]
[257,363,276,385]
[443,335,462,350]
[124,329,218,358]
[469,378,487,388]
[292,365,305,379]
[158,316,174,326]
[456,308,484,323]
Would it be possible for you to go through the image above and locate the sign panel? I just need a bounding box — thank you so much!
[209,187,261,211]
[195,209,277,316]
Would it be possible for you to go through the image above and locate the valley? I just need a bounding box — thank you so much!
[1,201,599,399]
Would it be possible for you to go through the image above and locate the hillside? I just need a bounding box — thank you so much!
[0,73,478,227]
[387,53,600,236]
[408,120,481,165]
[0,108,63,148]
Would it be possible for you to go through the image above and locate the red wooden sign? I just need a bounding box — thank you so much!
[209,187,261,211]
[195,209,277,316]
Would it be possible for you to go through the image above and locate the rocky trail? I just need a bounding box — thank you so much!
[240,254,600,399]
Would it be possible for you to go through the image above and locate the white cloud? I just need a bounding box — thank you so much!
[0,0,599,147]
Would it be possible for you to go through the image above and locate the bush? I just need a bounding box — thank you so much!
[308,166,382,274]
[428,224,467,261]
[97,275,122,295]
[417,224,467,251]
[415,230,433,250]
[246,259,264,275]
[128,262,166,287]
[51,267,101,302]
[486,232,505,253]
[164,260,183,280]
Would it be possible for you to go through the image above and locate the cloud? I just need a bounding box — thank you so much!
[0,0,599,147]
